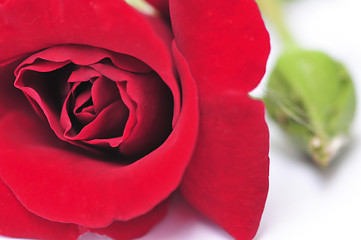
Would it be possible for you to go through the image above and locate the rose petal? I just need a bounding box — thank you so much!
[15,62,72,136]
[0,178,79,240]
[75,111,96,127]
[85,199,169,240]
[116,82,137,144]
[16,45,153,74]
[91,77,121,114]
[15,59,70,75]
[73,83,94,116]
[0,58,28,116]
[66,100,128,141]
[170,0,270,94]
[0,50,199,228]
[117,73,173,158]
[173,43,269,239]
[61,82,84,136]
[0,177,170,240]
[90,62,174,158]
[180,96,269,239]
[67,66,101,83]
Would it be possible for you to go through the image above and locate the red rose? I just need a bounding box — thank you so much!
[0,0,270,240]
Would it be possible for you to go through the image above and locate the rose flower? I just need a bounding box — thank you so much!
[0,0,270,239]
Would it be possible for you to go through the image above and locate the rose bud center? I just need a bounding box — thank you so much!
[14,45,174,161]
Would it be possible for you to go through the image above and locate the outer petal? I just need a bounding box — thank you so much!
[0,178,79,240]
[0,177,170,240]
[182,94,269,240]
[170,0,269,94]
[85,200,169,240]
[0,0,173,64]
[170,0,270,239]
[173,45,269,239]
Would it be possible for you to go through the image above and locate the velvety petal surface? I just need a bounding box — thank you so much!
[180,88,269,240]
[85,200,169,240]
[0,177,170,240]
[0,0,172,64]
[170,0,269,94]
[0,177,79,240]
[170,0,270,239]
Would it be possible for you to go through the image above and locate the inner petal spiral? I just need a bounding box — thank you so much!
[14,45,175,161]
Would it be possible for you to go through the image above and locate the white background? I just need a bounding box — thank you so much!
[2,0,361,239]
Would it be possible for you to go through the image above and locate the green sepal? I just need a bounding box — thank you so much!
[264,49,356,167]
